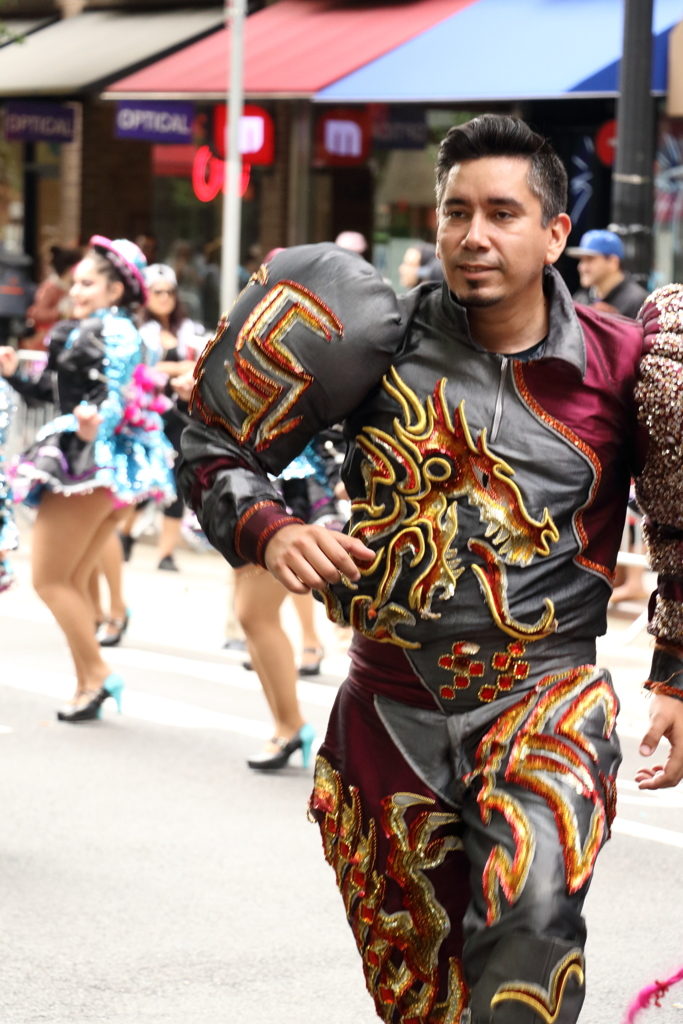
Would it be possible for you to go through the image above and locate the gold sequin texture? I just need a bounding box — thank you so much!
[635,284,683,644]
[343,369,559,651]
[490,950,585,1023]
[192,281,343,452]
[468,668,617,924]
[310,756,468,1023]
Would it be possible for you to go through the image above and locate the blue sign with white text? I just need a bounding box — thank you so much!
[115,101,194,144]
[4,101,74,143]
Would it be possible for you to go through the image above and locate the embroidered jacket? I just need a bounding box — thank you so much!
[178,244,683,708]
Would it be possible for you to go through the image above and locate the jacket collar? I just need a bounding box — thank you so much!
[442,265,587,380]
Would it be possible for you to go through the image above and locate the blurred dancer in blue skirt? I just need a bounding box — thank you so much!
[0,237,175,721]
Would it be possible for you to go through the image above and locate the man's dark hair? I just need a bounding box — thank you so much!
[435,114,568,226]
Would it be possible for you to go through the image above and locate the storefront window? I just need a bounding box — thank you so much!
[0,139,23,253]
[372,110,474,291]
[150,103,263,330]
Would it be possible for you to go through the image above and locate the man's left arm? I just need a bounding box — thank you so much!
[633,286,683,788]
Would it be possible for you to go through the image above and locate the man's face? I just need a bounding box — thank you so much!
[577,253,619,290]
[436,156,567,309]
[399,247,422,289]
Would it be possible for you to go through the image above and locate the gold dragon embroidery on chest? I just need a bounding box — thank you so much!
[322,368,559,649]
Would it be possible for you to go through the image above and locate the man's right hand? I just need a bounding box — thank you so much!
[0,347,19,378]
[264,523,375,594]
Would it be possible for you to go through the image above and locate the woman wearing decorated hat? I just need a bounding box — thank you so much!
[136,262,200,572]
[0,236,176,722]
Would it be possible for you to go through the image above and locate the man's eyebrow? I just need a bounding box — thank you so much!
[441,195,526,211]
[487,196,525,210]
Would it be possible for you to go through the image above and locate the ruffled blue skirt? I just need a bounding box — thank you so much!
[11,412,177,509]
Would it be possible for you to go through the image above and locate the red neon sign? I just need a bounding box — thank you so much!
[192,145,251,203]
[213,104,275,164]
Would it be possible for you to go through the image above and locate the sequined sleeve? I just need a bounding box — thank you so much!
[94,312,143,443]
[178,247,404,568]
[635,285,683,698]
[0,380,18,552]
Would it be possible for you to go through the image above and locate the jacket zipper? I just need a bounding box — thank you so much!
[490,356,508,443]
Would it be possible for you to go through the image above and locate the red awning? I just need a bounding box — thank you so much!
[105,0,476,99]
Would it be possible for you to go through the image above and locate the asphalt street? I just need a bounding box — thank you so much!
[1,534,683,1023]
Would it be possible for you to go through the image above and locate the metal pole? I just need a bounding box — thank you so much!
[610,0,655,285]
[220,0,246,313]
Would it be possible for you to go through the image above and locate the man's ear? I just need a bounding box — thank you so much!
[545,212,572,265]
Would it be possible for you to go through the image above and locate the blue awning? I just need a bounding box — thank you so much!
[315,0,683,103]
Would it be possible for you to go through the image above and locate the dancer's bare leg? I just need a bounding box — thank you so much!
[97,531,127,640]
[158,515,182,562]
[234,566,304,742]
[291,591,323,669]
[32,490,120,698]
[88,567,104,624]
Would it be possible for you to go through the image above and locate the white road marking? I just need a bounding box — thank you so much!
[617,779,683,808]
[612,818,683,848]
[104,647,340,708]
[0,662,273,739]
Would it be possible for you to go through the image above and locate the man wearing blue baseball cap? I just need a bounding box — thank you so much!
[568,228,647,318]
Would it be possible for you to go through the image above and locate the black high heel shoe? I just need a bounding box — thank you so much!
[298,646,324,677]
[97,610,130,647]
[57,675,124,722]
[247,724,315,770]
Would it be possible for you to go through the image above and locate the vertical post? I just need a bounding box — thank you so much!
[286,100,312,247]
[60,101,82,245]
[610,0,655,285]
[220,0,246,313]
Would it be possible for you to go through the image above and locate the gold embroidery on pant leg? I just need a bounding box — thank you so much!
[490,950,585,1023]
[310,756,469,1023]
[506,669,618,893]
[467,693,538,925]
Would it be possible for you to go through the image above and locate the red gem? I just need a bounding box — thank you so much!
[379,987,396,1004]
[352,869,365,886]
[452,642,467,655]
[455,675,470,688]
[440,686,455,700]
[438,655,453,670]
[508,641,526,657]
[339,842,349,857]
[492,653,510,670]
[361,907,375,925]
[513,661,530,679]
[366,947,379,964]
[470,661,485,677]
[498,675,513,690]
[326,820,337,834]
[479,686,497,702]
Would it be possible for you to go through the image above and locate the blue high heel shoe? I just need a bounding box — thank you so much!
[247,723,316,770]
[57,673,125,722]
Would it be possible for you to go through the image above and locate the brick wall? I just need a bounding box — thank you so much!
[80,100,152,244]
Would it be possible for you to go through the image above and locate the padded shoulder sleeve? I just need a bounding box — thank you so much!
[178,243,404,567]
[634,285,683,697]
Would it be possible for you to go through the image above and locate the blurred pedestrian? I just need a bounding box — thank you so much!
[0,378,17,592]
[568,229,647,317]
[335,231,368,256]
[21,245,81,351]
[0,238,175,722]
[136,263,198,571]
[236,441,345,771]
[399,241,444,289]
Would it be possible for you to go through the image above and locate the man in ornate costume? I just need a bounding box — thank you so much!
[179,115,683,1023]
